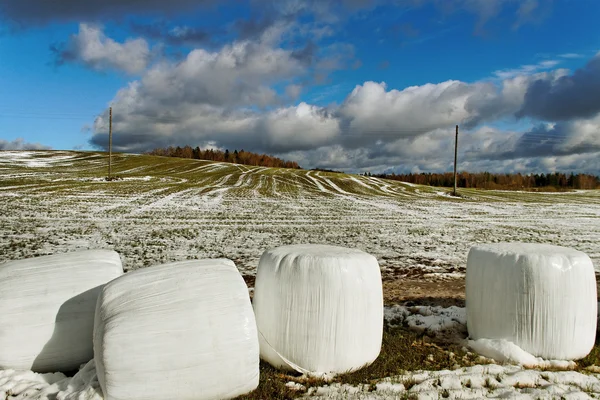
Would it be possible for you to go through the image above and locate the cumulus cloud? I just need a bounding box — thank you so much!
[53,23,151,74]
[338,81,476,143]
[91,98,341,154]
[458,116,600,173]
[464,69,569,127]
[90,76,520,156]
[89,52,600,171]
[0,138,52,150]
[517,53,600,121]
[87,34,330,153]
[129,41,301,108]
[257,103,340,152]
[80,26,600,175]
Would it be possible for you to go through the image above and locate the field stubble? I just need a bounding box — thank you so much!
[1,151,600,302]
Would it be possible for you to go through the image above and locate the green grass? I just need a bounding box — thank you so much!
[233,325,600,399]
[577,336,600,370]
[2,151,600,206]
[235,325,483,399]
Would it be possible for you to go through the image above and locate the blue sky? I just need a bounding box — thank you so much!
[1,0,600,174]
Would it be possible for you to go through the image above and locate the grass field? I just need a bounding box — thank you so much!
[2,150,600,399]
[1,150,599,282]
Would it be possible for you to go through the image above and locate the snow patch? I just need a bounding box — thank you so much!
[305,364,600,399]
[468,339,577,369]
[385,305,467,340]
[0,360,101,400]
[0,152,76,168]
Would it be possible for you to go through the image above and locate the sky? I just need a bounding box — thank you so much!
[1,0,600,174]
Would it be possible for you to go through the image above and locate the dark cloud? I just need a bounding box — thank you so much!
[0,0,219,25]
[130,21,214,46]
[462,118,600,166]
[291,40,318,66]
[0,0,375,28]
[517,54,600,121]
[234,16,279,40]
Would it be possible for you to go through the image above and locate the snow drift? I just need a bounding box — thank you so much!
[253,244,383,375]
[0,249,123,372]
[93,259,259,400]
[466,242,597,360]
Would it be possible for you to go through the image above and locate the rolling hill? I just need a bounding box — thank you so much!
[1,150,599,278]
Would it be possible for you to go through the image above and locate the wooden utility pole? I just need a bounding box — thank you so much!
[108,107,113,179]
[453,124,458,196]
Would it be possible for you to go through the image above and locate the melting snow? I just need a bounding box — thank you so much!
[0,301,599,399]
[305,364,600,399]
[469,339,577,369]
[0,152,76,168]
[0,360,101,400]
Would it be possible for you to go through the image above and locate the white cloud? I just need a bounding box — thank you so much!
[337,80,495,144]
[86,34,600,175]
[560,53,584,59]
[493,59,561,80]
[57,23,151,74]
[258,103,340,152]
[103,39,305,112]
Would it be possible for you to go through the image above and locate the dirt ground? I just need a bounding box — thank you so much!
[382,278,465,307]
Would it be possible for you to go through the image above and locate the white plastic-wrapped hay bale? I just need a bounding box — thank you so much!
[466,243,597,360]
[0,249,123,372]
[93,259,259,400]
[253,244,383,375]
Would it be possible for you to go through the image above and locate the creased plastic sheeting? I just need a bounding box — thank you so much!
[466,243,597,360]
[93,259,259,400]
[0,250,123,373]
[253,244,383,376]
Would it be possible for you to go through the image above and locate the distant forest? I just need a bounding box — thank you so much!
[147,145,301,169]
[368,171,600,190]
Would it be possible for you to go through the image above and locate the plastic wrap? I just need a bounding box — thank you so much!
[93,259,259,400]
[466,242,597,360]
[0,250,123,372]
[253,244,383,375]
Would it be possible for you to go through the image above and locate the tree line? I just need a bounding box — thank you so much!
[147,146,301,169]
[366,171,600,190]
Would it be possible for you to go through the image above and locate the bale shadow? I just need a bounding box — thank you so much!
[32,284,103,374]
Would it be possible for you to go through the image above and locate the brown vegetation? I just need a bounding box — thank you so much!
[369,171,600,190]
[147,146,301,169]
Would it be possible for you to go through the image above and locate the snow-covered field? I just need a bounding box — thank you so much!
[2,150,600,399]
[1,151,599,282]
